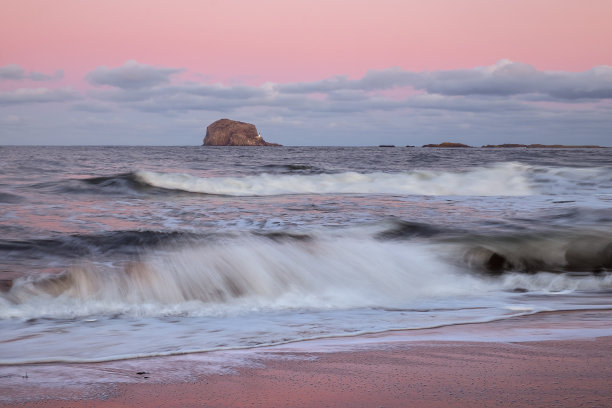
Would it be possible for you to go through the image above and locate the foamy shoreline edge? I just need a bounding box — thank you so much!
[2,309,612,407]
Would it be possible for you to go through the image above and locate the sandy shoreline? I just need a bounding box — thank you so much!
[3,310,612,407]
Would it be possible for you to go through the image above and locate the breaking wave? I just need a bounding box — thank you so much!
[2,230,611,320]
[134,163,534,196]
[35,162,612,198]
[1,237,476,318]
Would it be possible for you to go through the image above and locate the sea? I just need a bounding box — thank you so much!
[1,146,612,368]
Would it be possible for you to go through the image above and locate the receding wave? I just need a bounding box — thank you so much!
[134,163,534,196]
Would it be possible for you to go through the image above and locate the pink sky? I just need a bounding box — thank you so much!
[2,0,612,85]
[2,0,611,146]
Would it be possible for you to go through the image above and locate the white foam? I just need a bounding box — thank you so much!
[4,232,612,320]
[4,234,612,365]
[2,236,488,319]
[135,162,534,196]
[500,271,612,293]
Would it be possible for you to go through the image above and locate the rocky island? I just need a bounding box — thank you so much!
[422,142,471,148]
[421,142,606,148]
[203,119,281,146]
[482,144,605,148]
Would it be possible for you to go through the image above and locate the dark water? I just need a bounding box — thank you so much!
[1,146,611,364]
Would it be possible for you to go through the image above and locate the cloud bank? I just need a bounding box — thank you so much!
[79,60,612,115]
[0,64,64,81]
[0,87,79,105]
[85,60,184,90]
[278,60,612,100]
[1,60,611,145]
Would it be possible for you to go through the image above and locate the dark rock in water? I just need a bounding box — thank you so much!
[423,142,472,148]
[203,119,281,146]
[378,145,395,147]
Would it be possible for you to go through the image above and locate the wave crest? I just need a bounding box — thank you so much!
[134,163,533,196]
[2,236,481,318]
[3,229,612,319]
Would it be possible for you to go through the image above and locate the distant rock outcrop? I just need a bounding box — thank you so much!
[482,144,606,148]
[203,119,281,146]
[421,142,606,149]
[525,144,604,148]
[422,142,471,148]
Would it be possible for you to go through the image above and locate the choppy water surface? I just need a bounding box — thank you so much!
[1,146,611,364]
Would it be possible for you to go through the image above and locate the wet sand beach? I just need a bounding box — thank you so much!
[3,310,612,408]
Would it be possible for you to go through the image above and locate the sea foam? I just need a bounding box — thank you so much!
[3,232,611,320]
[2,236,483,318]
[134,162,534,196]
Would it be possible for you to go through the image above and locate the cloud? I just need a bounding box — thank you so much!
[412,60,612,99]
[0,65,24,80]
[274,60,612,100]
[544,66,612,99]
[407,61,612,100]
[28,70,65,81]
[85,60,184,89]
[176,83,268,99]
[278,68,415,94]
[0,87,80,105]
[0,64,64,81]
[70,60,612,145]
[81,60,612,118]
[5,60,611,146]
[0,114,23,125]
[82,75,536,117]
[71,101,115,113]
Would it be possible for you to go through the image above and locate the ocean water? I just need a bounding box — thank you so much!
[1,146,612,364]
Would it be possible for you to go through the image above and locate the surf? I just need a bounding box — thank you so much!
[133,162,535,196]
[3,229,611,320]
